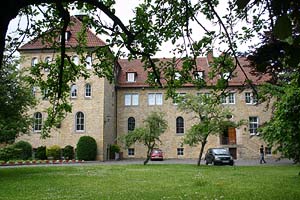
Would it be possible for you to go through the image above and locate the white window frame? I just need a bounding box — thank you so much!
[31,57,38,67]
[73,55,79,66]
[44,57,51,72]
[222,72,231,80]
[33,112,43,132]
[221,93,235,104]
[245,92,257,104]
[126,72,136,82]
[148,93,163,105]
[86,56,92,69]
[71,84,77,98]
[124,94,139,106]
[85,83,92,98]
[174,93,186,105]
[75,112,85,132]
[249,116,259,135]
[175,72,181,80]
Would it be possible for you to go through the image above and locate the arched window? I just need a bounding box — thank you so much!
[33,112,42,132]
[72,55,79,66]
[70,84,77,98]
[44,57,51,72]
[128,117,135,132]
[85,83,91,97]
[75,112,85,131]
[86,56,92,69]
[176,117,184,134]
[31,57,38,66]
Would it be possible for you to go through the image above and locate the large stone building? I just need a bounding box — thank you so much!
[18,15,275,160]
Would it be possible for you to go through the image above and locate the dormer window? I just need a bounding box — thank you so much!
[175,72,181,80]
[194,71,204,79]
[222,72,231,80]
[126,72,137,82]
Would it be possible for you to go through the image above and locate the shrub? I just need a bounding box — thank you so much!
[14,141,32,160]
[35,146,47,160]
[110,144,120,159]
[63,145,74,159]
[0,145,22,161]
[76,136,97,161]
[46,145,61,160]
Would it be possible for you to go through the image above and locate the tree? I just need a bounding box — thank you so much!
[121,111,168,165]
[0,59,36,143]
[177,93,242,166]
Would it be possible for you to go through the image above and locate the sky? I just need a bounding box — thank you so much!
[7,0,257,58]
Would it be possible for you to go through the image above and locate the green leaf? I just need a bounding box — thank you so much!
[274,15,292,40]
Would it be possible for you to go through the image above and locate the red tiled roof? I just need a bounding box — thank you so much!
[117,57,270,88]
[19,16,105,50]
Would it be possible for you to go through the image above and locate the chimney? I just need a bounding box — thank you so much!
[206,50,214,64]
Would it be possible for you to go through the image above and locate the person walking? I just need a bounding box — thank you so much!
[260,145,266,164]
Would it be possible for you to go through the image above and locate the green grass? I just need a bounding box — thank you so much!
[0,164,299,200]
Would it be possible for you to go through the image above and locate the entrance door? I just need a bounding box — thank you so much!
[228,127,236,145]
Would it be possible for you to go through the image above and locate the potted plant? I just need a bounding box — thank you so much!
[110,144,121,160]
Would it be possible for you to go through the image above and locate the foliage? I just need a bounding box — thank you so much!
[177,93,242,166]
[121,111,168,165]
[0,165,299,200]
[0,145,22,162]
[0,61,36,143]
[259,83,300,163]
[62,145,74,160]
[35,146,47,160]
[76,136,97,161]
[14,140,32,160]
[46,145,61,160]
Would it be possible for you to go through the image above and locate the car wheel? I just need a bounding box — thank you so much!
[212,160,216,165]
[205,160,208,165]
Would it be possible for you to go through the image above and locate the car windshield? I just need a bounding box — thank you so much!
[212,149,229,155]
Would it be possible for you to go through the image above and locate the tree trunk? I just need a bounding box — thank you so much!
[197,140,207,166]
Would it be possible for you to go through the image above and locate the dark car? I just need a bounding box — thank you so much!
[205,148,234,166]
[150,148,163,161]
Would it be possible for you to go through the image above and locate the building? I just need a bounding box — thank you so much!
[18,16,275,160]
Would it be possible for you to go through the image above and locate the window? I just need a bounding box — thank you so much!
[65,31,71,41]
[42,89,49,100]
[194,71,204,79]
[174,93,186,105]
[222,72,231,80]
[176,117,184,134]
[86,56,92,69]
[44,57,51,72]
[75,112,85,132]
[73,56,79,66]
[124,94,139,106]
[32,87,37,97]
[85,83,91,97]
[33,112,42,132]
[128,148,135,156]
[177,148,184,156]
[126,72,136,82]
[249,116,259,135]
[70,84,77,98]
[148,93,163,105]
[31,57,38,66]
[265,147,272,155]
[175,72,181,80]
[128,117,135,132]
[228,93,235,104]
[245,92,257,104]
[221,93,235,104]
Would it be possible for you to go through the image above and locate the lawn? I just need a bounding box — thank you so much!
[0,164,299,200]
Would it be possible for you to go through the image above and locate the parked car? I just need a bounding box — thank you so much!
[205,148,234,165]
[150,148,163,161]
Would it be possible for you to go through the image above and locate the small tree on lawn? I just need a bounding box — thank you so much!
[177,93,242,166]
[122,111,168,165]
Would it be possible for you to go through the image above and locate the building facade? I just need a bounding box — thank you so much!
[17,16,275,160]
